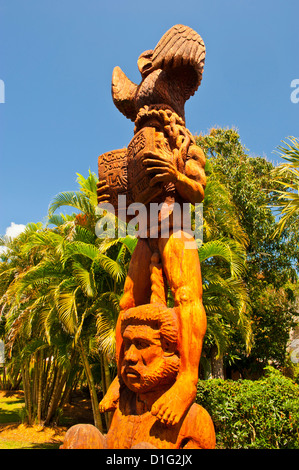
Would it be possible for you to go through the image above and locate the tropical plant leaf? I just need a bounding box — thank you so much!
[72,261,96,297]
[56,290,78,335]
[94,254,126,283]
[199,239,246,278]
[271,137,299,237]
[63,241,99,262]
[48,191,95,218]
[76,171,98,207]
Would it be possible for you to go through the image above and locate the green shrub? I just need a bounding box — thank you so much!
[196,366,299,449]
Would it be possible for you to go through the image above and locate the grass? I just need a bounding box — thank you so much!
[0,395,24,424]
[0,439,61,449]
[0,392,65,449]
[0,439,30,449]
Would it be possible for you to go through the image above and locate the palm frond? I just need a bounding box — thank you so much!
[199,239,246,278]
[48,191,95,217]
[276,137,299,165]
[271,136,299,237]
[205,315,230,356]
[96,237,122,253]
[73,225,96,244]
[120,235,138,254]
[95,292,120,357]
[56,290,78,335]
[94,254,126,283]
[203,178,248,247]
[47,213,76,227]
[6,260,64,303]
[72,261,96,297]
[76,171,98,207]
[62,241,99,262]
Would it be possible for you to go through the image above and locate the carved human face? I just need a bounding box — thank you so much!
[121,324,178,393]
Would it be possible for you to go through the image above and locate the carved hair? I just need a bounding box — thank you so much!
[121,303,178,351]
[134,104,186,131]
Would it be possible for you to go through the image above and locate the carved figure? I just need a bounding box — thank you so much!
[97,24,208,431]
[60,304,215,449]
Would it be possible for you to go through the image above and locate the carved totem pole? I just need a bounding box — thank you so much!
[61,24,215,450]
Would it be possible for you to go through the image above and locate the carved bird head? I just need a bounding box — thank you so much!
[137,50,154,79]
[112,25,206,122]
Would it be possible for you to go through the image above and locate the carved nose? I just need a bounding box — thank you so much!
[125,344,139,363]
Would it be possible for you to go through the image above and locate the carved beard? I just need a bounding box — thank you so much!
[122,354,179,394]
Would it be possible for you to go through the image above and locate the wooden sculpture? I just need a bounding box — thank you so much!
[61,303,215,449]
[61,24,215,450]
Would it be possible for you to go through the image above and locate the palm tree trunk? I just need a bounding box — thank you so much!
[44,370,60,425]
[103,354,111,392]
[42,354,53,418]
[21,361,33,424]
[32,355,38,413]
[78,339,103,431]
[211,345,225,379]
[44,368,67,425]
[43,358,59,422]
[58,350,77,408]
[101,354,113,430]
[37,350,44,424]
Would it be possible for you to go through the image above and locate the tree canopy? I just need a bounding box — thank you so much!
[197,128,299,374]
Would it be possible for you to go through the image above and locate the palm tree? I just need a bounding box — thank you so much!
[0,186,129,429]
[271,137,299,237]
[48,170,98,231]
[0,223,72,425]
[199,238,251,377]
[45,172,134,428]
[8,223,131,429]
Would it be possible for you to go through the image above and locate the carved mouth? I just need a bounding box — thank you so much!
[125,367,140,379]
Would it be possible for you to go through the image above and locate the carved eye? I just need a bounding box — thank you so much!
[123,339,131,351]
[135,340,150,350]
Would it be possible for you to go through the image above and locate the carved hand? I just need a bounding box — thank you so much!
[143,151,179,186]
[96,180,110,204]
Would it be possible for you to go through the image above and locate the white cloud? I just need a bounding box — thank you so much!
[5,222,26,239]
[0,223,26,256]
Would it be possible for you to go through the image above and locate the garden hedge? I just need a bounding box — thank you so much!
[196,366,299,449]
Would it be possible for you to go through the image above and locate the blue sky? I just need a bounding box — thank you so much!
[0,0,298,236]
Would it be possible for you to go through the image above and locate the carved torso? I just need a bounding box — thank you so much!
[105,387,215,450]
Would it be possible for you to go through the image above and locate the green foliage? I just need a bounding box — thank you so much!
[0,172,133,430]
[197,128,299,370]
[197,128,299,285]
[196,366,299,449]
[249,285,298,367]
[272,136,299,237]
[198,153,252,365]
